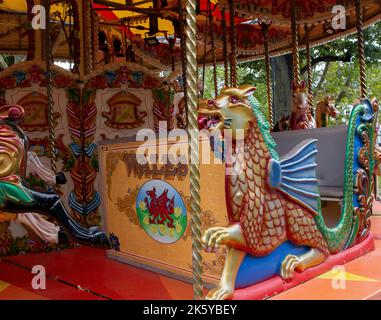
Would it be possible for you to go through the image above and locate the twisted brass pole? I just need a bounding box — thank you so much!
[228,0,237,87]
[185,0,203,300]
[179,0,188,126]
[261,22,274,128]
[208,0,218,98]
[91,8,99,71]
[291,0,300,86]
[84,0,93,74]
[355,0,367,98]
[305,26,314,109]
[45,0,57,190]
[221,8,229,87]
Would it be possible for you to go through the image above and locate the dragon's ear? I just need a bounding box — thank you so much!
[240,85,256,97]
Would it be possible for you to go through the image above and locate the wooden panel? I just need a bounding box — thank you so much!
[98,137,228,285]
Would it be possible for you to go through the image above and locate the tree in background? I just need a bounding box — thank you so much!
[201,21,381,127]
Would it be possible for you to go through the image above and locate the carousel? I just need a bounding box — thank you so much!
[0,0,380,300]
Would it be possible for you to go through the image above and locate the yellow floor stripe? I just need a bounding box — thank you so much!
[0,280,10,292]
[318,270,379,282]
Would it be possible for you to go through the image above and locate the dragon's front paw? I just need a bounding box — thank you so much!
[280,254,302,282]
[202,227,231,252]
[205,286,234,300]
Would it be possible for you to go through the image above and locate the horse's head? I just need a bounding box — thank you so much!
[292,81,308,112]
[198,85,257,140]
[320,96,339,118]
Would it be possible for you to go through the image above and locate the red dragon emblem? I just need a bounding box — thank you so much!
[144,187,175,228]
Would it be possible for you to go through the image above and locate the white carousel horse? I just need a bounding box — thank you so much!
[14,152,61,244]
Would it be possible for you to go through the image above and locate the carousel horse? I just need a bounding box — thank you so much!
[0,104,109,246]
[13,152,69,244]
[198,85,369,300]
[273,81,315,131]
[289,81,316,130]
[315,96,339,128]
[273,90,339,131]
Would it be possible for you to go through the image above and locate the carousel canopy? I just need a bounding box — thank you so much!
[0,0,380,69]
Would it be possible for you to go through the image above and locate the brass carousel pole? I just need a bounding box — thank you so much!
[355,0,367,98]
[228,0,237,87]
[84,0,93,74]
[221,8,229,87]
[305,26,314,109]
[179,0,188,124]
[185,0,203,300]
[261,22,274,128]
[208,0,218,98]
[45,0,57,190]
[291,0,300,85]
[91,7,99,71]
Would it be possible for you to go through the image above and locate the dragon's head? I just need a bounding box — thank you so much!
[198,85,256,140]
[146,187,157,199]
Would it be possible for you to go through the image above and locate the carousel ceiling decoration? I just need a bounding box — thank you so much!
[0,0,380,68]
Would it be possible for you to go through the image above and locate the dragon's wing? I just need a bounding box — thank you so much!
[157,189,169,207]
[267,139,319,215]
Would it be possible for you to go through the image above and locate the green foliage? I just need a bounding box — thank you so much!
[202,21,381,127]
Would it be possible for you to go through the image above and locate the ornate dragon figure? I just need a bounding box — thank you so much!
[198,85,375,300]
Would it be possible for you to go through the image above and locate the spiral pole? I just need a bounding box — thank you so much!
[305,26,314,109]
[84,0,93,74]
[291,0,300,86]
[355,0,367,98]
[208,0,218,98]
[221,8,229,87]
[261,22,274,128]
[185,0,203,300]
[91,8,99,71]
[228,0,237,87]
[179,0,188,125]
[45,0,57,190]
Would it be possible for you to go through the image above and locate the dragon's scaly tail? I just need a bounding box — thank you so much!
[315,100,375,254]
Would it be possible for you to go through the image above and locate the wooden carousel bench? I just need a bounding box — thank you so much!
[271,125,348,203]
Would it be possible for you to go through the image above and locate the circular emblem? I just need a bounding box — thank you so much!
[136,180,187,244]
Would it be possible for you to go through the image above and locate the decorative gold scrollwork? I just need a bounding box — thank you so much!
[358,130,370,171]
[115,186,140,228]
[354,125,374,243]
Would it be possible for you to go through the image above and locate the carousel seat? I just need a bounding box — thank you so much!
[271,125,348,201]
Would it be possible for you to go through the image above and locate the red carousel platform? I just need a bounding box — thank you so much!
[1,214,381,300]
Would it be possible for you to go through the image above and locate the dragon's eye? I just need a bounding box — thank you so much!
[230,96,239,104]
[207,99,214,105]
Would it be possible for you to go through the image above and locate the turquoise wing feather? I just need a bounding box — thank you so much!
[268,139,320,215]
